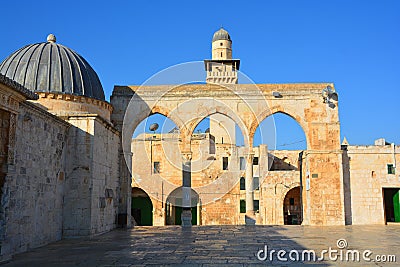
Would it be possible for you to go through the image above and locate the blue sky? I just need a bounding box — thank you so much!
[1,0,399,147]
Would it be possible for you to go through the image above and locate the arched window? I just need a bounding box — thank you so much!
[240,177,245,190]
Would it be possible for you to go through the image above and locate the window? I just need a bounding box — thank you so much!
[253,177,259,190]
[253,157,259,165]
[388,164,395,174]
[222,157,228,170]
[220,52,223,57]
[220,42,223,46]
[240,177,245,190]
[153,162,160,173]
[240,157,245,170]
[253,200,259,212]
[289,197,295,205]
[240,200,246,213]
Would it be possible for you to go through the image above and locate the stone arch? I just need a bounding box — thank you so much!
[165,187,201,225]
[131,187,154,226]
[282,185,302,225]
[123,101,185,147]
[131,110,183,138]
[280,182,301,201]
[249,106,309,149]
[127,105,188,155]
[150,105,186,132]
[122,101,184,161]
[188,108,249,148]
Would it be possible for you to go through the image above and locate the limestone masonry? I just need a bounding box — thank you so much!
[0,28,399,261]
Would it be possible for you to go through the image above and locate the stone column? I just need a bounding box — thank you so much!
[245,152,255,224]
[118,150,132,228]
[181,152,192,227]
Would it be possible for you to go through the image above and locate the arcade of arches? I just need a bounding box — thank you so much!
[2,28,400,262]
[119,81,344,226]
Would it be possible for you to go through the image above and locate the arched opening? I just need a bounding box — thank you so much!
[191,113,245,171]
[193,114,244,147]
[253,112,306,224]
[132,113,182,186]
[131,187,153,226]
[283,187,302,225]
[254,112,306,150]
[133,113,179,138]
[165,187,200,225]
[253,112,306,172]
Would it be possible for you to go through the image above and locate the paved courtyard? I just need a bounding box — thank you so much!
[2,225,400,266]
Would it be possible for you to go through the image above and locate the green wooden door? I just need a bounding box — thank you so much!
[132,196,153,226]
[394,190,400,222]
[174,206,197,225]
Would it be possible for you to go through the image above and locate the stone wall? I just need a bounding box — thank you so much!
[1,101,68,259]
[132,132,303,225]
[90,118,120,233]
[345,144,400,225]
[259,169,300,225]
[63,115,120,237]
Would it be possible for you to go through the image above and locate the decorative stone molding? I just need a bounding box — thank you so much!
[37,92,113,112]
[0,92,19,113]
[33,92,113,123]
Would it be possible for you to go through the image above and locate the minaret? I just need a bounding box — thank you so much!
[205,28,239,144]
[204,27,240,84]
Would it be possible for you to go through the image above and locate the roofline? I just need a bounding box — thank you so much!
[0,73,38,100]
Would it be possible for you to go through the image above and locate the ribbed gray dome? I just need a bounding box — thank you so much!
[0,34,105,101]
[212,27,231,42]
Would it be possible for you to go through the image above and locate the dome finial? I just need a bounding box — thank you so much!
[47,34,56,43]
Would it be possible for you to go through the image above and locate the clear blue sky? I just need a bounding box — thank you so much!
[1,0,399,147]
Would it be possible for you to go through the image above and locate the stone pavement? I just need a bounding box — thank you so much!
[2,225,400,266]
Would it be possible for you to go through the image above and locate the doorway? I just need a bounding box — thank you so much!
[166,187,200,225]
[283,186,302,225]
[383,188,400,223]
[131,187,153,226]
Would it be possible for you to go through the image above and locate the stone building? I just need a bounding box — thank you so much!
[0,28,399,261]
[0,34,120,261]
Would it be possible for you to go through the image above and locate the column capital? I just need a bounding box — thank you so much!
[245,152,255,158]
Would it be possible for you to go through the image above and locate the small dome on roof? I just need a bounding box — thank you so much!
[212,27,231,42]
[0,34,105,101]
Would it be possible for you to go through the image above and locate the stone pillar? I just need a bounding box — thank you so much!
[181,152,192,227]
[118,150,132,228]
[245,152,255,224]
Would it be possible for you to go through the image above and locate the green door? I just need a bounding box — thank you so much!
[394,190,400,222]
[175,206,182,225]
[174,206,197,225]
[132,196,153,226]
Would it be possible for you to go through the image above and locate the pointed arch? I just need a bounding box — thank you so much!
[250,106,308,149]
